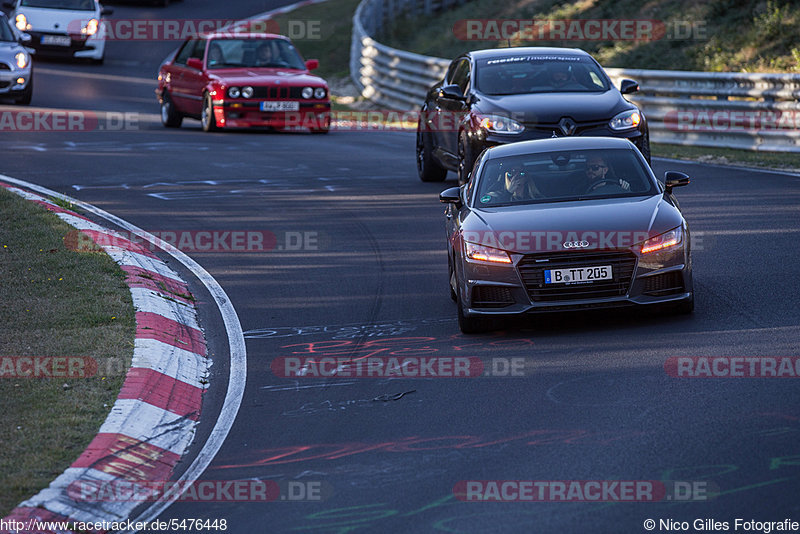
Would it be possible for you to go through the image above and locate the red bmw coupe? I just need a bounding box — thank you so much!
[156,32,331,133]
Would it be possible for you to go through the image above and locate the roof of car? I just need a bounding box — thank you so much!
[468,47,591,61]
[485,136,636,159]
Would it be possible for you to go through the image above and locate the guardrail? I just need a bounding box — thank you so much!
[350,0,800,152]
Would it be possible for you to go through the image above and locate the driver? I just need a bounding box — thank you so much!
[579,155,630,193]
[256,43,274,66]
[487,165,544,202]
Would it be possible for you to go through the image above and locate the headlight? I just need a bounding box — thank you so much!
[81,18,99,36]
[313,87,326,99]
[301,86,313,99]
[609,109,642,131]
[15,13,30,31]
[477,114,524,134]
[464,241,512,264]
[227,87,241,98]
[241,86,254,98]
[15,52,28,69]
[640,226,682,254]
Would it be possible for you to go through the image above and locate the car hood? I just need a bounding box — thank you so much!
[476,90,631,123]
[462,195,683,254]
[209,69,326,87]
[14,6,98,33]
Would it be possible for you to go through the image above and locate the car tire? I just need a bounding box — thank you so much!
[160,92,183,128]
[201,93,218,132]
[457,288,489,334]
[674,294,694,315]
[457,133,474,186]
[448,255,457,302]
[16,78,32,106]
[416,129,447,182]
[639,131,651,164]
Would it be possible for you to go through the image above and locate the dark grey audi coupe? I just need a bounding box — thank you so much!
[440,136,693,333]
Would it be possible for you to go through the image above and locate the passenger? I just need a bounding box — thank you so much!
[487,165,544,202]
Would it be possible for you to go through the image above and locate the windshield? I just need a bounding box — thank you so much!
[207,38,306,70]
[0,16,16,41]
[474,148,657,207]
[20,0,96,10]
[476,55,609,95]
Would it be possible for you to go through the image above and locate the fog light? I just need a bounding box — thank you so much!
[17,77,25,85]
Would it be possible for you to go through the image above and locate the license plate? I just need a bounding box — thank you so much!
[544,265,612,284]
[41,35,71,46]
[260,101,299,112]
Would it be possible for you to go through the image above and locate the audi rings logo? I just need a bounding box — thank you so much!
[563,240,590,249]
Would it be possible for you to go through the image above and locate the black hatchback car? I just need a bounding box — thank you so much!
[417,47,649,184]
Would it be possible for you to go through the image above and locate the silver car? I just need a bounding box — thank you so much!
[0,12,32,104]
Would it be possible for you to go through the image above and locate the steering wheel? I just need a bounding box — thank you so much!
[585,178,620,193]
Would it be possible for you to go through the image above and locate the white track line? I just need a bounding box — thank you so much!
[0,174,246,530]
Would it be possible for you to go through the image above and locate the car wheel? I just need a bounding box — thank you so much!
[160,92,183,128]
[457,288,489,334]
[674,294,694,315]
[416,129,447,182]
[448,255,457,302]
[639,131,651,164]
[457,132,474,186]
[201,93,218,132]
[16,78,32,106]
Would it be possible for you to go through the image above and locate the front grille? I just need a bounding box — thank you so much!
[472,286,514,308]
[643,271,684,296]
[525,120,608,136]
[0,81,9,89]
[251,86,308,100]
[518,250,637,302]
[0,63,10,71]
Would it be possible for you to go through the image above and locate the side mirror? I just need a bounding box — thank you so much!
[101,7,113,16]
[186,57,203,70]
[18,31,31,44]
[619,78,639,95]
[439,186,462,208]
[305,59,319,71]
[439,84,465,101]
[664,171,690,193]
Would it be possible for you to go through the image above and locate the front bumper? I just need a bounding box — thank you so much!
[212,100,331,129]
[0,65,32,97]
[25,31,104,59]
[458,245,692,317]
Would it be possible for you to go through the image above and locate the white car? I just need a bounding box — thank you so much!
[0,12,32,104]
[4,0,112,64]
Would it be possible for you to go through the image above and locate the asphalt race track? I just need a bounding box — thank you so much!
[2,0,800,531]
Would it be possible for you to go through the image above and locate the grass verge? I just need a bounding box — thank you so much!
[268,0,362,79]
[653,143,800,173]
[0,187,135,515]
